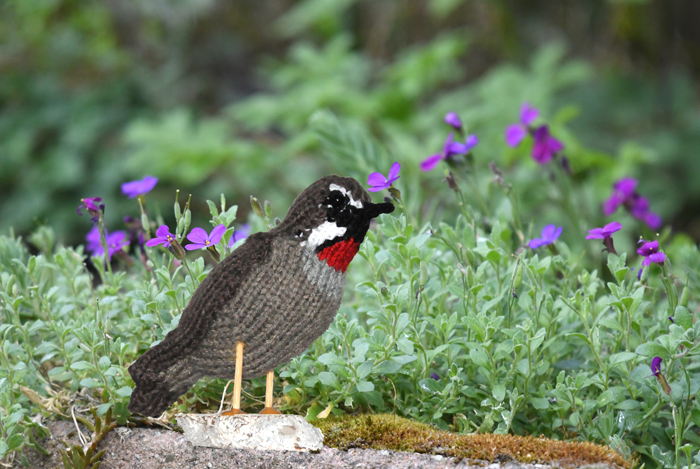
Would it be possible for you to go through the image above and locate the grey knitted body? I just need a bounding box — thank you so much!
[127,175,395,417]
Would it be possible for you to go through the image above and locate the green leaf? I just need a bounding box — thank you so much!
[97,403,112,416]
[318,372,339,388]
[80,378,101,389]
[635,343,671,359]
[530,398,550,410]
[356,381,374,393]
[609,352,637,366]
[356,360,373,379]
[492,384,506,402]
[318,353,345,367]
[115,386,133,397]
[674,306,693,331]
[70,361,95,371]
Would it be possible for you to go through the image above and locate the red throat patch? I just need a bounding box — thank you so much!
[317,239,360,273]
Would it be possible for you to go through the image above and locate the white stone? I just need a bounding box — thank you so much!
[177,414,324,452]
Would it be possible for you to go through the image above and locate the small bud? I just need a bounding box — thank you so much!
[264,200,272,219]
[680,286,689,307]
[274,217,281,226]
[184,209,191,227]
[420,261,428,286]
[381,286,390,300]
[140,212,150,234]
[512,263,523,290]
[561,155,571,175]
[444,172,458,190]
[174,201,181,220]
[168,240,187,261]
[250,196,264,218]
[388,187,402,201]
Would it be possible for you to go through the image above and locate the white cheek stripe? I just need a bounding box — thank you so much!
[329,183,363,208]
[300,221,347,249]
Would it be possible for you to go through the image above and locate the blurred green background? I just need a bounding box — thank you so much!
[2,0,700,247]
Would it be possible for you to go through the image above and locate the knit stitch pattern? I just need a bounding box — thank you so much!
[127,175,390,417]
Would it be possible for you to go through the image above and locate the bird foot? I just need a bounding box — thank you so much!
[221,408,246,416]
[259,407,281,415]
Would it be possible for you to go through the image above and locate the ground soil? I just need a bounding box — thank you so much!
[15,420,615,469]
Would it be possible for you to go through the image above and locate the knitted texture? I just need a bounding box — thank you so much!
[127,176,393,417]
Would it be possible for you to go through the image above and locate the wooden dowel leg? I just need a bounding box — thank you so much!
[260,369,281,415]
[222,341,245,416]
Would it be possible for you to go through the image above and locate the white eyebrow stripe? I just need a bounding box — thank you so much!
[329,183,363,208]
[300,221,347,248]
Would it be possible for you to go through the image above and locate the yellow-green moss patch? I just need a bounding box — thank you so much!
[314,414,632,468]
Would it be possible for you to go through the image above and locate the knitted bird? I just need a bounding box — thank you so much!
[128,175,394,417]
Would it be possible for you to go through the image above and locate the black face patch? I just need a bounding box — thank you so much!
[317,190,371,253]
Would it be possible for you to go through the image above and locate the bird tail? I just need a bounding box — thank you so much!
[127,352,201,417]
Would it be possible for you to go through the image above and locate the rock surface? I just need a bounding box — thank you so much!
[178,413,323,451]
[16,420,618,469]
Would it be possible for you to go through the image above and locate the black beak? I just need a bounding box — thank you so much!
[365,202,394,219]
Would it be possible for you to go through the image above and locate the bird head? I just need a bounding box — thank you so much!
[276,175,394,272]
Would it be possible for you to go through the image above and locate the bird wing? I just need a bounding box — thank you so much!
[128,231,274,387]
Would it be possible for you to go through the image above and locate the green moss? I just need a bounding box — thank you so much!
[315,414,632,468]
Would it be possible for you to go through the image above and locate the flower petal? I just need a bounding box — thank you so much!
[387,162,401,181]
[367,172,388,187]
[651,356,662,375]
[366,185,388,192]
[520,102,539,126]
[586,228,605,239]
[420,154,443,172]
[209,224,227,245]
[464,134,479,152]
[505,124,527,147]
[637,240,658,256]
[645,212,662,230]
[444,112,462,129]
[541,224,557,240]
[187,227,209,244]
[155,225,171,238]
[648,252,666,264]
[603,221,622,234]
[551,226,563,241]
[614,178,637,197]
[145,237,165,247]
[528,238,549,249]
[185,243,206,251]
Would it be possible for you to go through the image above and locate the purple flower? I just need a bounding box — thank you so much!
[602,178,661,229]
[586,221,622,240]
[420,154,443,172]
[420,135,478,172]
[229,224,251,247]
[78,197,102,214]
[531,125,564,164]
[367,162,401,192]
[650,356,671,394]
[444,112,462,130]
[185,225,227,250]
[668,316,675,323]
[121,176,158,198]
[587,221,621,255]
[505,103,539,147]
[85,227,129,261]
[637,240,666,267]
[78,197,104,225]
[430,372,439,381]
[443,133,466,158]
[529,225,562,249]
[146,225,177,248]
[603,178,637,216]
